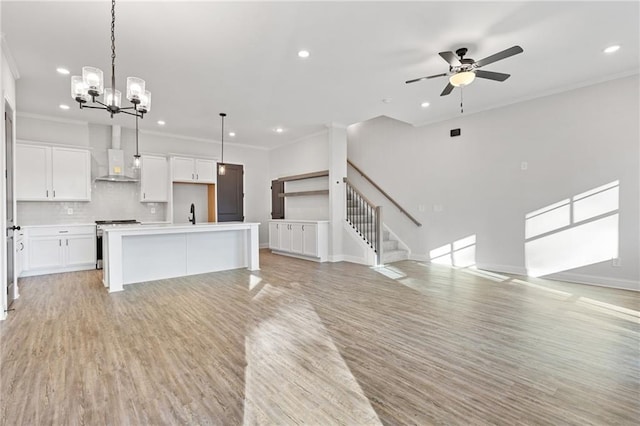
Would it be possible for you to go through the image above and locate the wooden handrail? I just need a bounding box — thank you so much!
[347,159,422,227]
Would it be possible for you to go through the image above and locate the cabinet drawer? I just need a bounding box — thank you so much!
[27,225,96,237]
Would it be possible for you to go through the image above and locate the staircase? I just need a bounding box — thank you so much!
[345,186,409,265]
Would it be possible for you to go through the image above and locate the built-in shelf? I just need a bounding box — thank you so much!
[277,170,329,182]
[278,190,329,198]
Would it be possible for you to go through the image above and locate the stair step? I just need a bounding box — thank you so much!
[383,239,398,251]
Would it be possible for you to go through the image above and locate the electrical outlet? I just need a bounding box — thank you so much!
[418,204,426,212]
[612,258,621,267]
[67,208,73,215]
[521,161,528,170]
[150,207,156,214]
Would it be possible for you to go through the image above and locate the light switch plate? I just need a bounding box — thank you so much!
[67,208,73,215]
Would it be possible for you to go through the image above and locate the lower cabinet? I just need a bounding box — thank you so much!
[269,220,328,262]
[22,225,96,276]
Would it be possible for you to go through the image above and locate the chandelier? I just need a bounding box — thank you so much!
[70,0,151,120]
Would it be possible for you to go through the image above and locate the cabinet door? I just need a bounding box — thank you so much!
[195,159,216,183]
[291,223,304,254]
[28,237,63,270]
[65,235,96,266]
[141,155,169,202]
[302,224,318,257]
[16,145,50,200]
[279,223,292,252]
[51,148,91,201]
[269,223,281,249]
[173,157,195,182]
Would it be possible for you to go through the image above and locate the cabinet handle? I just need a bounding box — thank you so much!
[59,240,62,246]
[53,190,56,198]
[59,230,69,233]
[46,190,49,197]
[20,242,24,251]
[196,173,199,180]
[143,193,146,199]
[66,239,69,246]
[302,225,305,231]
[192,173,195,180]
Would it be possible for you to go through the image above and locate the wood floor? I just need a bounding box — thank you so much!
[1,250,638,425]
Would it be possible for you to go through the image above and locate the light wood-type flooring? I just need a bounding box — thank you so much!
[1,250,638,425]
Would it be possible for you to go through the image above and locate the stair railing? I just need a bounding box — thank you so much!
[348,159,422,227]
[344,178,382,265]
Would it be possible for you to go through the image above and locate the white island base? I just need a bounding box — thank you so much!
[103,222,260,292]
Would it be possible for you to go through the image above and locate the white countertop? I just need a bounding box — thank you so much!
[21,223,96,228]
[103,221,260,234]
[269,219,329,223]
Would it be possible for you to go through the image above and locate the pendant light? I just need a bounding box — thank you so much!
[218,113,226,176]
[133,113,141,169]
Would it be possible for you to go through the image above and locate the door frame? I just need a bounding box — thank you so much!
[2,94,18,319]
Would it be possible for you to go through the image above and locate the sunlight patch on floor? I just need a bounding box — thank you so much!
[243,283,382,425]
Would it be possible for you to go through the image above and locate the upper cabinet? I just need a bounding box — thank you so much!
[140,154,169,202]
[16,144,91,201]
[171,156,216,183]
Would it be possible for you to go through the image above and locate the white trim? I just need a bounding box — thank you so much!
[476,262,528,276]
[139,129,269,151]
[412,70,639,128]
[17,139,94,151]
[546,272,639,292]
[270,129,329,150]
[20,264,96,278]
[1,35,20,80]
[383,224,411,256]
[324,122,348,130]
[259,243,269,249]
[341,255,371,265]
[17,111,89,126]
[270,250,324,263]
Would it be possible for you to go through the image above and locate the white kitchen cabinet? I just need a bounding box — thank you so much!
[268,222,281,250]
[269,220,328,262]
[22,225,96,276]
[16,144,91,201]
[140,155,169,202]
[171,156,216,183]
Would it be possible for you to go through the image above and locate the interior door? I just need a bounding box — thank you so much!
[271,179,284,219]
[5,103,16,307]
[217,163,244,222]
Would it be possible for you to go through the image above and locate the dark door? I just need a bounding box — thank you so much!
[217,163,244,222]
[5,103,16,308]
[271,179,284,219]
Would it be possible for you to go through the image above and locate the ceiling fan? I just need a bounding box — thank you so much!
[406,45,524,96]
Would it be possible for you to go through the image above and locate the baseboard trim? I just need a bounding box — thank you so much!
[259,243,270,249]
[546,272,639,292]
[476,263,527,276]
[20,264,97,277]
[477,263,639,292]
[341,255,373,266]
[408,254,429,262]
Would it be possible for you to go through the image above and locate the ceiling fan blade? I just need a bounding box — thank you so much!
[440,83,454,96]
[475,45,523,68]
[439,51,461,66]
[405,73,448,84]
[475,70,511,82]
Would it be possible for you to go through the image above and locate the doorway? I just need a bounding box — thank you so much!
[217,163,244,222]
[5,102,16,308]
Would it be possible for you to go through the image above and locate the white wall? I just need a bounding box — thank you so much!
[172,183,208,224]
[269,130,330,220]
[348,75,639,290]
[15,116,272,243]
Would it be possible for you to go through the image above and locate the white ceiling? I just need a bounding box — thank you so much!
[2,1,639,149]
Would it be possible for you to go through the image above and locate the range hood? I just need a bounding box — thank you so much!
[95,125,139,182]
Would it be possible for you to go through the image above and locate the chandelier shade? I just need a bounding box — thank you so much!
[82,66,104,96]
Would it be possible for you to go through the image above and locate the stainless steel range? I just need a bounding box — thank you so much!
[95,220,140,269]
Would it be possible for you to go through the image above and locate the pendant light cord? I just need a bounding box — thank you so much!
[110,0,116,106]
[220,113,226,164]
[135,109,139,156]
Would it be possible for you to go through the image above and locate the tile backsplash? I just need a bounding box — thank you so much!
[17,181,166,225]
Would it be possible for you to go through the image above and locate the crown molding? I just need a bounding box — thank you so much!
[17,111,90,126]
[1,34,21,80]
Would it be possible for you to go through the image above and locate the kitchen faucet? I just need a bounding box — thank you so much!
[189,203,196,225]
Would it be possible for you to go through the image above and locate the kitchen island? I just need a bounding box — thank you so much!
[103,222,260,292]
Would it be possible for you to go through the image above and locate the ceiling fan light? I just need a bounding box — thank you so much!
[450,71,476,87]
[82,66,104,95]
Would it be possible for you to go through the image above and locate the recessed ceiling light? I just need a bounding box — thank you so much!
[275,127,284,133]
[59,104,70,110]
[157,120,166,126]
[229,132,236,137]
[421,102,430,108]
[603,45,620,54]
[56,67,70,75]
[298,50,310,58]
